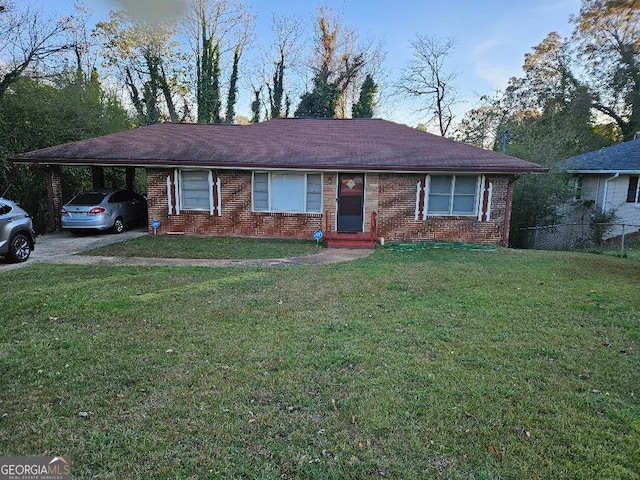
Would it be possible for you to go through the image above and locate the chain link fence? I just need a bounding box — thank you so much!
[514,223,640,259]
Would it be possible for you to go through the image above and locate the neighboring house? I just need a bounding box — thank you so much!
[559,137,640,240]
[12,118,546,247]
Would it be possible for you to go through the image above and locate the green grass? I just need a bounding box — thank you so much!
[83,235,323,259]
[591,238,640,261]
[1,247,639,479]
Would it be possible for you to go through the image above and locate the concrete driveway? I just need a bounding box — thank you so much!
[0,228,372,271]
[0,227,148,272]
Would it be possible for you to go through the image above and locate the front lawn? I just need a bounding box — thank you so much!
[1,248,638,479]
[83,234,323,259]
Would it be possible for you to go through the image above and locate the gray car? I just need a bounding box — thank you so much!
[0,197,36,263]
[61,189,147,234]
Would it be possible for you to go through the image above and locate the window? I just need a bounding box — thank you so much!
[167,170,221,216]
[253,172,322,213]
[426,175,479,216]
[573,176,583,201]
[181,170,210,210]
[627,176,639,203]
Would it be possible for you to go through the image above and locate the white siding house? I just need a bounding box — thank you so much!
[560,138,640,239]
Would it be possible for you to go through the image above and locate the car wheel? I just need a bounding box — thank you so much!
[7,233,31,263]
[112,217,125,234]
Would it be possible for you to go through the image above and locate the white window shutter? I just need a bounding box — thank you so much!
[174,169,181,215]
[415,180,422,221]
[216,176,222,216]
[167,175,174,215]
[422,175,430,221]
[208,170,214,216]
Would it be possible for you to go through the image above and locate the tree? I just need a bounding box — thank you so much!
[396,35,458,136]
[184,0,254,124]
[250,85,262,123]
[264,14,304,119]
[294,77,340,118]
[352,74,377,118]
[95,11,187,125]
[197,13,222,123]
[0,0,78,99]
[453,100,504,149]
[571,0,640,140]
[0,74,131,231]
[295,8,382,119]
[225,45,240,122]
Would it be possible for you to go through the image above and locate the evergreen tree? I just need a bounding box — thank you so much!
[250,86,262,123]
[294,77,340,118]
[225,45,241,123]
[197,13,222,124]
[269,53,285,118]
[352,74,377,118]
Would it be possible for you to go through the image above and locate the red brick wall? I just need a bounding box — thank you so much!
[147,169,322,239]
[45,165,63,231]
[376,173,509,244]
[146,168,511,244]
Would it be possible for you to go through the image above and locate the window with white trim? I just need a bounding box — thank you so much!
[426,175,479,216]
[253,172,322,213]
[181,170,210,210]
[167,169,221,216]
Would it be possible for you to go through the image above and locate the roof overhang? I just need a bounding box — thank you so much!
[23,158,547,175]
[566,170,640,175]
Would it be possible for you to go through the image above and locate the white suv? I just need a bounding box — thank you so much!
[0,197,36,263]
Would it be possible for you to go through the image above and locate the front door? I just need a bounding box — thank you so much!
[337,173,364,232]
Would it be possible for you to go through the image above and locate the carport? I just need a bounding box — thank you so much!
[36,163,140,232]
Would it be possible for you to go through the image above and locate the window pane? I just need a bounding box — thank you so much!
[253,173,269,211]
[306,174,322,213]
[452,195,475,214]
[428,195,450,214]
[182,170,210,210]
[454,176,477,195]
[452,176,477,215]
[272,173,305,212]
[429,176,452,194]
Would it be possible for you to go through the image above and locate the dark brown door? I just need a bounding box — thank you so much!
[337,173,364,232]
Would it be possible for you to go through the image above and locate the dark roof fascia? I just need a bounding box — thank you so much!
[24,158,547,175]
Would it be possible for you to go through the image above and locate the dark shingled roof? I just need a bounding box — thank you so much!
[12,118,546,174]
[559,138,640,173]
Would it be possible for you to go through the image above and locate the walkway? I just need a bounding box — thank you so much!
[0,229,373,272]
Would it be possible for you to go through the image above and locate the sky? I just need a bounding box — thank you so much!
[40,0,583,128]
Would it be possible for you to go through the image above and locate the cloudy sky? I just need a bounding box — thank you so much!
[42,0,582,127]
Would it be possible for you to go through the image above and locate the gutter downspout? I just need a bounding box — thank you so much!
[502,174,520,248]
[601,173,619,213]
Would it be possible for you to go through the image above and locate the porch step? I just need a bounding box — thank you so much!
[324,232,377,249]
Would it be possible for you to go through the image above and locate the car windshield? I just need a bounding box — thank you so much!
[68,193,108,205]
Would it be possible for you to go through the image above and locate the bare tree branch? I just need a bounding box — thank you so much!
[396,34,459,136]
[0,0,77,98]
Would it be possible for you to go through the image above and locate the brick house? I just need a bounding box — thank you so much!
[13,118,546,247]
